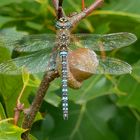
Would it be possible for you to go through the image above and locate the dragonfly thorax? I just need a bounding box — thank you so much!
[55,17,72,30]
[56,29,70,47]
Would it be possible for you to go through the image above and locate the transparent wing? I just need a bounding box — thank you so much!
[0,32,56,52]
[0,49,57,75]
[72,56,132,75]
[70,32,137,51]
[96,56,132,74]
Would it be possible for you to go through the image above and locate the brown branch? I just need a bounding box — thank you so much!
[69,0,104,26]
[52,0,59,13]
[52,0,65,19]
[14,102,24,125]
[84,0,104,15]
[14,78,28,125]
[59,0,63,7]
[21,71,59,140]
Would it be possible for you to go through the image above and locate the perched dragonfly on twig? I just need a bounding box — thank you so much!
[0,17,137,120]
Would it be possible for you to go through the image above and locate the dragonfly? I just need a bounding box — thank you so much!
[0,17,137,120]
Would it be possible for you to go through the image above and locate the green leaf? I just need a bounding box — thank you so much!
[27,75,41,87]
[0,0,22,7]
[22,68,30,85]
[103,0,140,15]
[0,119,25,140]
[0,16,14,28]
[90,0,140,23]
[47,97,119,140]
[116,61,140,110]
[29,134,38,140]
[69,75,113,104]
[44,75,114,107]
[22,68,40,88]
[132,60,140,82]
[31,114,54,140]
[0,103,6,119]
[0,43,34,120]
[44,75,115,107]
[109,107,140,140]
[26,21,43,31]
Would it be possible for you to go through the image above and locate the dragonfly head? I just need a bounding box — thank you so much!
[55,17,72,30]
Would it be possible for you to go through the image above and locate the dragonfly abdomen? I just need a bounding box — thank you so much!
[59,50,68,120]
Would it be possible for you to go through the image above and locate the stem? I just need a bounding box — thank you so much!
[59,0,63,7]
[84,0,104,15]
[52,0,65,19]
[69,0,104,25]
[21,71,59,140]
[14,80,28,125]
[82,0,85,10]
[52,0,59,12]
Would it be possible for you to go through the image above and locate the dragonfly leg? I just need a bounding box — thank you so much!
[47,47,59,72]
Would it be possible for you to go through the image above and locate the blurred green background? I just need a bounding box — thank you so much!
[0,0,140,140]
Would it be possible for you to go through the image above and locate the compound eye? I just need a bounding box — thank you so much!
[59,18,64,22]
[55,22,61,29]
[59,17,68,22]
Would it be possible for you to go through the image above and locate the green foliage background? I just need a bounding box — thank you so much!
[0,0,140,140]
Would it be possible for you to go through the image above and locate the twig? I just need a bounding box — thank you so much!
[82,0,85,10]
[52,0,65,19]
[58,0,64,19]
[14,103,24,125]
[52,0,59,13]
[21,71,59,140]
[14,86,26,125]
[84,0,104,15]
[69,0,104,25]
[59,0,63,7]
